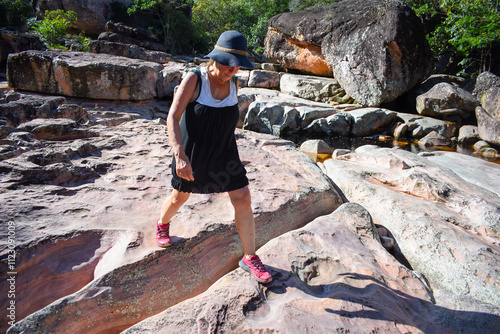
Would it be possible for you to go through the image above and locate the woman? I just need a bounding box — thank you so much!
[156,30,272,284]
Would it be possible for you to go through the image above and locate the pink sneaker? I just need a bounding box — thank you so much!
[239,255,272,283]
[155,219,171,247]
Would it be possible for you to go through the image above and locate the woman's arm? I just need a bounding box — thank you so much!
[167,71,198,181]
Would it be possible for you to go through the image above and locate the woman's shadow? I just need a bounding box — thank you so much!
[258,266,500,334]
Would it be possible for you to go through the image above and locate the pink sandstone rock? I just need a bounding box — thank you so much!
[123,203,500,333]
[320,146,500,311]
[3,119,341,333]
[7,50,163,100]
[0,230,140,328]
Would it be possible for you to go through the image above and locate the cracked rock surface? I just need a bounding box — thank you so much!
[1,95,340,332]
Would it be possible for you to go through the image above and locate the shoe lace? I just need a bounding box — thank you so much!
[250,257,266,272]
[157,223,170,238]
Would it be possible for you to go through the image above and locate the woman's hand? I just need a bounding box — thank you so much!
[175,153,194,181]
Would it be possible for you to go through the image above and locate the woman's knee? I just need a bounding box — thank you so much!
[170,190,190,206]
[229,187,252,209]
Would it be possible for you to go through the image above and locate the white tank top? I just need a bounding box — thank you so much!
[196,67,238,108]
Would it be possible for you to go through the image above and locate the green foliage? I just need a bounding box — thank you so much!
[75,33,92,51]
[192,0,289,54]
[28,10,78,49]
[0,0,34,29]
[192,0,239,51]
[402,0,500,77]
[441,0,500,76]
[127,0,194,54]
[123,0,339,55]
[288,0,339,11]
[191,0,343,54]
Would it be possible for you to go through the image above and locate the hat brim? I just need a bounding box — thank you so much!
[207,49,254,69]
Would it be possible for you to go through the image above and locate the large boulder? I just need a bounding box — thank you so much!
[266,0,433,106]
[3,117,341,333]
[0,29,44,69]
[416,82,479,121]
[7,50,164,100]
[476,86,500,145]
[480,85,500,118]
[472,71,500,99]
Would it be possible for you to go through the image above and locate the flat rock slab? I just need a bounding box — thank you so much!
[7,50,163,100]
[280,73,353,104]
[124,203,500,333]
[423,151,500,196]
[239,87,338,108]
[320,146,500,310]
[3,120,341,333]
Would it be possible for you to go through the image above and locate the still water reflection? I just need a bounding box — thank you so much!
[285,134,500,165]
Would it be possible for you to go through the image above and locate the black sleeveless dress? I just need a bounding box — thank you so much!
[171,71,248,194]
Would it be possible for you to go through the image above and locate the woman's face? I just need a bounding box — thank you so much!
[213,62,240,81]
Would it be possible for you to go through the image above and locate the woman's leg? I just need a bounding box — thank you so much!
[160,189,190,224]
[228,186,255,255]
[229,186,272,283]
[156,189,190,247]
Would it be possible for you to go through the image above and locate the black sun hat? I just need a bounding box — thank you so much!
[206,30,254,69]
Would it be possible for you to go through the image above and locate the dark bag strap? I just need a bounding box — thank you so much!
[173,68,202,101]
[189,68,202,101]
